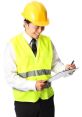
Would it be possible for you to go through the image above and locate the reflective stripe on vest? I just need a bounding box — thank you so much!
[18,69,51,88]
[18,69,51,78]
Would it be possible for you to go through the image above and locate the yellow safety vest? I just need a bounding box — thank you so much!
[11,33,54,102]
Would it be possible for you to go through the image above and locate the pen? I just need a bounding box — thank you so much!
[71,60,74,65]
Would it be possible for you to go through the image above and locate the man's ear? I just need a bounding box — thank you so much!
[23,21,29,28]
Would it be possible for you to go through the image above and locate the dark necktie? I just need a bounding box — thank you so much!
[31,38,37,56]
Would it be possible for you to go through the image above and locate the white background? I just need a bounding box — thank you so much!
[0,0,82,117]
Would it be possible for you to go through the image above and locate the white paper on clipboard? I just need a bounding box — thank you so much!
[48,68,78,82]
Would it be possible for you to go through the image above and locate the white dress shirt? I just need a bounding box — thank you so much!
[3,31,65,91]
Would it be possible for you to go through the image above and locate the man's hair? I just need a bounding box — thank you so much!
[24,19,30,24]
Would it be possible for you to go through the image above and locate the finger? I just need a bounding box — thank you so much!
[70,64,76,68]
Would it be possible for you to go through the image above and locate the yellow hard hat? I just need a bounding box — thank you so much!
[22,1,49,26]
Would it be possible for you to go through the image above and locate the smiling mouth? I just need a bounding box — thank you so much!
[35,33,40,36]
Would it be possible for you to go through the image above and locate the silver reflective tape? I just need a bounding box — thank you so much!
[18,69,51,78]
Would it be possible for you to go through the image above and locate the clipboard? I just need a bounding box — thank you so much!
[48,68,78,82]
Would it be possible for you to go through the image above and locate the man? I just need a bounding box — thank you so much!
[4,1,76,117]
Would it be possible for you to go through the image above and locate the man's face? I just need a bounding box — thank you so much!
[25,23,45,39]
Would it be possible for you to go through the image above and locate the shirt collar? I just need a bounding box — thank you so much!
[23,31,32,44]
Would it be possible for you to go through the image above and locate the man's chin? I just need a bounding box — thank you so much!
[34,35,40,39]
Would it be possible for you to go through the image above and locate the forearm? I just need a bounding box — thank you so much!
[5,72,36,91]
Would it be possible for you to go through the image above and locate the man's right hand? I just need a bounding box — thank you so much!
[35,80,47,91]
